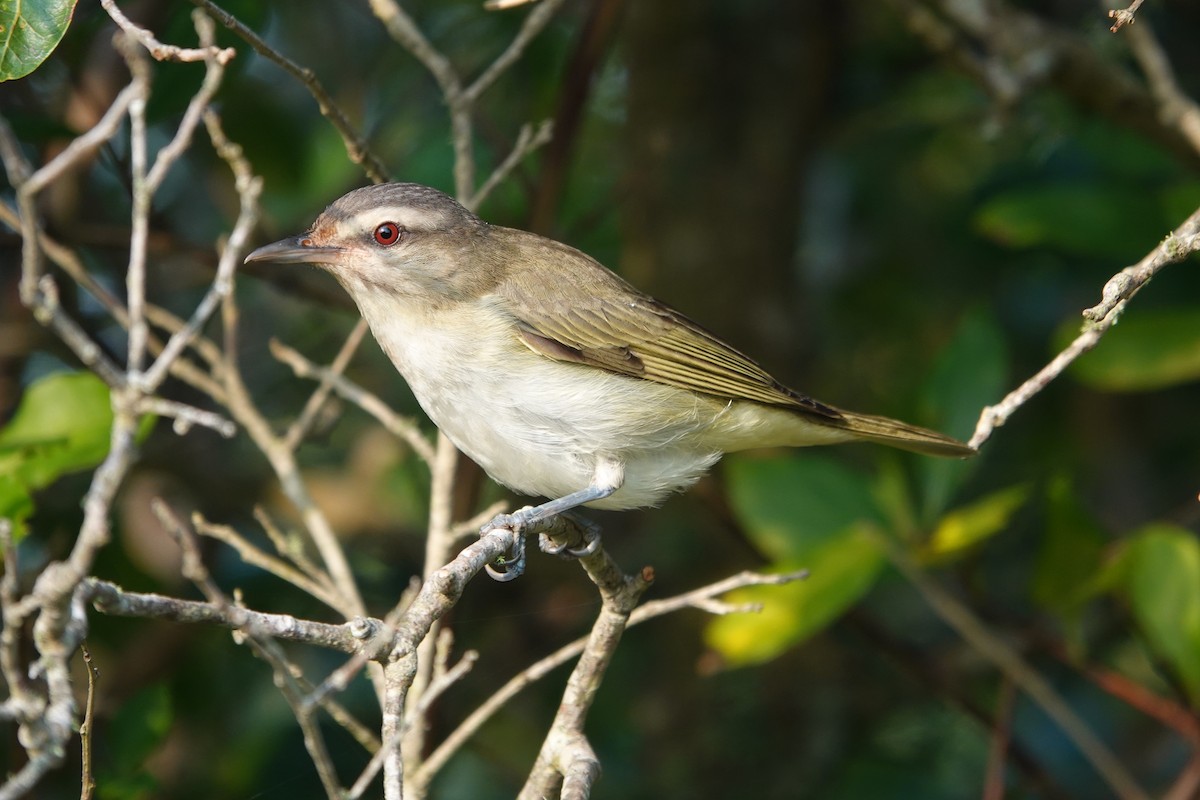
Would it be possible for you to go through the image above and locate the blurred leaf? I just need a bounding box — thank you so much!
[1120,524,1200,704]
[0,372,113,537]
[872,456,918,539]
[1031,477,1107,648]
[921,484,1028,563]
[98,682,171,798]
[1059,306,1200,392]
[0,372,113,482]
[917,311,1007,522]
[723,453,883,562]
[704,523,886,666]
[708,455,888,665]
[0,0,77,81]
[1161,182,1200,223]
[974,184,1165,260]
[0,475,34,535]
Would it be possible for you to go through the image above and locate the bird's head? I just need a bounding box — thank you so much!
[245,183,493,303]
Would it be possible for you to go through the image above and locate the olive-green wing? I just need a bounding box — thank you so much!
[498,262,840,420]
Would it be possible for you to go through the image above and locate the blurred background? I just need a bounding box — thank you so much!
[3,0,1200,797]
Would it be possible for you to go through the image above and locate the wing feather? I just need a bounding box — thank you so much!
[495,241,840,420]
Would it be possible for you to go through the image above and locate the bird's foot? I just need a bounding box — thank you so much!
[481,508,531,582]
[538,513,602,559]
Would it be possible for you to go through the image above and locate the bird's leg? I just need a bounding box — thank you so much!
[482,459,622,581]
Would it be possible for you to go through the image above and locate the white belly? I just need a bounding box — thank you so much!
[353,293,727,509]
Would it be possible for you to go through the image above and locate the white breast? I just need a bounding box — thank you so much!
[347,288,727,509]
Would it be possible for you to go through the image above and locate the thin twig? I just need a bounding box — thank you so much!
[970,203,1200,448]
[881,535,1149,800]
[133,397,236,438]
[271,338,437,466]
[466,120,555,211]
[141,108,263,393]
[254,507,333,591]
[1123,17,1200,153]
[191,0,390,182]
[99,0,235,63]
[284,320,370,451]
[982,678,1016,800]
[78,644,100,800]
[414,568,809,788]
[191,514,347,614]
[1108,0,1146,32]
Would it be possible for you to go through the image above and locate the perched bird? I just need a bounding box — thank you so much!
[246,183,972,573]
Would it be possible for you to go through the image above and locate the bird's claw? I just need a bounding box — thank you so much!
[538,514,601,559]
[481,509,601,579]
[481,510,529,582]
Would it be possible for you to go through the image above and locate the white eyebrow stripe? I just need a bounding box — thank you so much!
[345,206,447,232]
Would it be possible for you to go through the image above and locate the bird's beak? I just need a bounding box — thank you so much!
[244,236,344,266]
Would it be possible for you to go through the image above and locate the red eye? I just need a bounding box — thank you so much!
[373,222,402,246]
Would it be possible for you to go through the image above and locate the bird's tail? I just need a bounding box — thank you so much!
[832,410,976,458]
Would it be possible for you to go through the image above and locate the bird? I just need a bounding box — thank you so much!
[246,182,973,576]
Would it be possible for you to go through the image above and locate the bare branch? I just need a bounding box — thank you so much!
[415,566,808,790]
[519,529,652,800]
[880,535,1149,800]
[141,108,263,393]
[78,644,100,800]
[192,513,345,612]
[1108,0,1145,32]
[1124,18,1200,153]
[271,337,437,466]
[971,203,1200,448]
[191,0,390,183]
[466,119,555,211]
[283,320,369,451]
[462,0,570,105]
[99,0,236,63]
[133,397,236,438]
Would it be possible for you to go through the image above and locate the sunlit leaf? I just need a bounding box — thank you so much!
[922,484,1028,563]
[974,184,1165,260]
[917,311,1007,522]
[708,455,888,665]
[704,523,886,666]
[0,371,113,486]
[1059,307,1200,392]
[0,0,78,82]
[723,453,883,562]
[1121,525,1200,704]
[0,372,113,537]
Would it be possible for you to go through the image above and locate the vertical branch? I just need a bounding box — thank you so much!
[519,526,652,800]
[882,537,1149,800]
[122,37,153,377]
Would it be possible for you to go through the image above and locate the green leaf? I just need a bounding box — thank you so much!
[723,453,883,562]
[707,455,888,665]
[1031,477,1107,618]
[1060,306,1200,392]
[0,371,114,486]
[1121,524,1200,704]
[704,523,886,666]
[0,0,78,82]
[0,475,34,534]
[0,372,114,536]
[974,184,1166,260]
[917,311,1007,522]
[98,683,171,799]
[922,484,1028,563]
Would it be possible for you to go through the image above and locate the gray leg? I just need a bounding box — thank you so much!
[482,459,623,581]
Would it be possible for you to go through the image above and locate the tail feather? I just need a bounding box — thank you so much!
[832,410,975,458]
